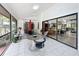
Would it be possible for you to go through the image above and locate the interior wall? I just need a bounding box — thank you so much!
[17,19,24,34]
[35,3,79,50]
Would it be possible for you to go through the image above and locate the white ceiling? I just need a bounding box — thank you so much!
[2,3,54,20]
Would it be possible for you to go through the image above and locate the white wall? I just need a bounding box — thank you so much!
[17,19,24,34]
[35,3,79,50]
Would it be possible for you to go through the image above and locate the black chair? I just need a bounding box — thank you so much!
[34,38,46,49]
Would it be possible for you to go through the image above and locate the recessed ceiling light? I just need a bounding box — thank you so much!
[33,5,39,10]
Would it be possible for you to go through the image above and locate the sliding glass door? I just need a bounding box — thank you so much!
[11,16,17,41]
[12,18,17,32]
[57,14,77,48]
[0,14,11,55]
[0,4,17,55]
[42,13,78,49]
[48,19,57,39]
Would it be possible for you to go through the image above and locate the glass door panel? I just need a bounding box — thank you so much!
[48,19,57,39]
[57,14,77,48]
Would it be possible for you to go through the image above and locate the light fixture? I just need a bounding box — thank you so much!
[33,5,39,10]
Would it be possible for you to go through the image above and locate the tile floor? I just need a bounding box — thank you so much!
[3,36,79,56]
[49,31,76,48]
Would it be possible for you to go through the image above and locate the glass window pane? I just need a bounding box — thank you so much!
[57,14,77,48]
[0,14,10,36]
[0,14,10,55]
[48,19,57,39]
